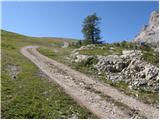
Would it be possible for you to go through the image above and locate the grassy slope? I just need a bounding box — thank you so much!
[79,45,123,56]
[1,30,95,119]
[38,44,159,105]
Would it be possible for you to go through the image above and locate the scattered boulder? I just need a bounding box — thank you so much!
[74,55,94,63]
[143,64,159,80]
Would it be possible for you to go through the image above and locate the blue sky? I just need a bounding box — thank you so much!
[2,1,158,43]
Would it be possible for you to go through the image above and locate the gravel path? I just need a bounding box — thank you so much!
[21,45,159,119]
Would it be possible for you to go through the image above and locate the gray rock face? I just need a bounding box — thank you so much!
[133,11,159,50]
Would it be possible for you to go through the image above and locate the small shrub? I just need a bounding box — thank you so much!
[80,57,98,67]
[2,43,16,50]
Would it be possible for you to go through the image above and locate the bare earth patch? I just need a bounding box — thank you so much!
[5,64,21,80]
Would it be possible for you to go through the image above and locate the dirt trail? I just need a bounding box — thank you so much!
[21,45,159,119]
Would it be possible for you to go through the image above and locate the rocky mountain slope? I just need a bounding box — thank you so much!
[133,11,159,49]
[71,45,159,93]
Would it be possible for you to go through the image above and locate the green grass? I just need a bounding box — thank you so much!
[38,46,159,105]
[1,30,96,119]
[79,45,123,56]
[142,49,159,67]
[38,46,74,66]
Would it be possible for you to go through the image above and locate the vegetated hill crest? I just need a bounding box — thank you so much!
[1,29,79,42]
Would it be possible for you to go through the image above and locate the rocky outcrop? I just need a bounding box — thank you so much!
[71,47,159,92]
[71,44,96,63]
[95,50,159,92]
[133,11,159,50]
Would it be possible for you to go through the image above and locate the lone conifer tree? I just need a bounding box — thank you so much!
[82,13,101,44]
